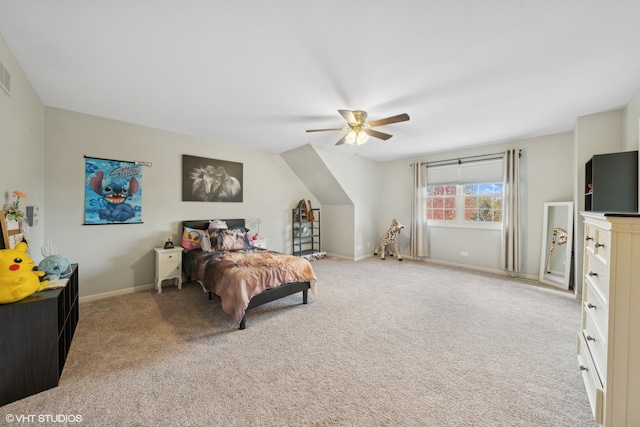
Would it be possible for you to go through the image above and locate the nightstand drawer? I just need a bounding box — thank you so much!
[251,239,267,249]
[159,252,180,263]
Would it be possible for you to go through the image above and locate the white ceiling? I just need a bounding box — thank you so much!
[1,1,640,162]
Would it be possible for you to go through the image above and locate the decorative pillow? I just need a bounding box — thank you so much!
[200,234,212,252]
[182,226,206,252]
[208,219,228,232]
[211,227,251,251]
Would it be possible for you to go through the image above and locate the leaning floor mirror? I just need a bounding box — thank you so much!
[539,202,573,290]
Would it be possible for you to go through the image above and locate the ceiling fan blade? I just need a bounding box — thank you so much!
[338,110,356,124]
[335,134,349,145]
[306,128,346,133]
[364,129,393,141]
[367,113,410,128]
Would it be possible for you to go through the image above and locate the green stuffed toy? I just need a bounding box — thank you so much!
[0,242,48,304]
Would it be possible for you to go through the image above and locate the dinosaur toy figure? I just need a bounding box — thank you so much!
[90,171,139,222]
[0,242,48,304]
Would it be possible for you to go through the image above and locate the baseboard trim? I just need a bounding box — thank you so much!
[79,283,155,303]
[402,255,539,281]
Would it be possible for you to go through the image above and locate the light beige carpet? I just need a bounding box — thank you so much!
[2,257,597,426]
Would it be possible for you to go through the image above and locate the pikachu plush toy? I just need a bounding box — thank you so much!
[0,242,48,304]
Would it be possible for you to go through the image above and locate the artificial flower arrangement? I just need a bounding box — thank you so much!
[4,190,27,221]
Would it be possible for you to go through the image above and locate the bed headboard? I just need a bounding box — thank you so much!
[182,218,246,231]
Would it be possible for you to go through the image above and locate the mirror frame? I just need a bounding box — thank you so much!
[539,201,573,290]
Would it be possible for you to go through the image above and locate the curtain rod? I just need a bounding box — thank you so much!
[411,149,520,168]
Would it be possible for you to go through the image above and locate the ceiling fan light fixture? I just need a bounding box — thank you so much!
[344,129,369,145]
[306,109,409,146]
[356,131,369,145]
[345,130,357,144]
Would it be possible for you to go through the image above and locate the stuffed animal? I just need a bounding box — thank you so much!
[0,242,48,304]
[374,219,405,261]
[38,255,72,281]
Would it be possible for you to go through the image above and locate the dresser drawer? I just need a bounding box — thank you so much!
[583,310,607,385]
[585,225,611,268]
[584,253,609,302]
[577,333,604,424]
[582,279,608,339]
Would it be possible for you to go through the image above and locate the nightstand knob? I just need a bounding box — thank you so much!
[588,271,598,277]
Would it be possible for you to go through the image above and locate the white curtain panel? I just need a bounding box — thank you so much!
[410,163,429,258]
[501,149,521,272]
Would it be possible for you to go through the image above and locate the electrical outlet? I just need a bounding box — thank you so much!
[460,251,468,256]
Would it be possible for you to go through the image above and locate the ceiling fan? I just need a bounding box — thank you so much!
[306,110,410,146]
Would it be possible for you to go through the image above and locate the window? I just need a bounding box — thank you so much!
[463,183,503,222]
[426,185,456,221]
[427,182,503,226]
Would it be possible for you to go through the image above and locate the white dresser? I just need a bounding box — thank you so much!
[577,212,640,426]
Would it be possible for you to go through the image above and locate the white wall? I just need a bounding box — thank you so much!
[623,88,640,152]
[573,109,624,296]
[0,35,45,256]
[313,146,381,260]
[321,204,354,259]
[380,132,574,279]
[623,88,640,206]
[44,108,315,298]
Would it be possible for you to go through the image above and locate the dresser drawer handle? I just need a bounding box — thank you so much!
[588,271,598,277]
[585,236,594,241]
[586,335,596,342]
[595,243,605,248]
[579,365,588,372]
[587,303,596,309]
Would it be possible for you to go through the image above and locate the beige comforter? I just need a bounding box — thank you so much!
[189,249,318,323]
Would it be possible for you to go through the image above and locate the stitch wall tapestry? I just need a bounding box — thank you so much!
[84,156,143,225]
[182,154,243,202]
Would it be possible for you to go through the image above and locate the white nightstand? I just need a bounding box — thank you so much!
[154,246,184,293]
[251,239,268,249]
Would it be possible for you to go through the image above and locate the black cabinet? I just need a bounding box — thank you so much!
[292,208,320,256]
[0,264,79,406]
[585,151,638,212]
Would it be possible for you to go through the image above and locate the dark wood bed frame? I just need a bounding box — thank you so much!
[182,219,311,329]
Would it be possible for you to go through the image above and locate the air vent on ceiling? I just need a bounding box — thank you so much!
[0,60,11,96]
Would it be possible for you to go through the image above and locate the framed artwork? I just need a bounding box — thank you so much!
[182,155,243,202]
[84,156,143,224]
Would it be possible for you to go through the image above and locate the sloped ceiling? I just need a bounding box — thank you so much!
[280,145,352,205]
[1,1,640,161]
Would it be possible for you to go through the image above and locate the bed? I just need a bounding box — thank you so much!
[181,219,318,329]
